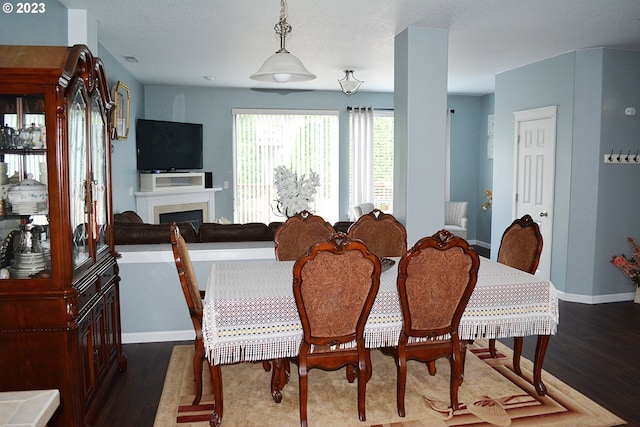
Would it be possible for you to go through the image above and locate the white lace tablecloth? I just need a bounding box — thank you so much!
[203,257,558,365]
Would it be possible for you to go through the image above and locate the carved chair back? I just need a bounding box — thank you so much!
[347,209,407,258]
[497,214,543,274]
[274,210,335,261]
[397,230,479,340]
[292,232,381,424]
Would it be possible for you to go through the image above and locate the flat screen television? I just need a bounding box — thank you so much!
[135,119,203,171]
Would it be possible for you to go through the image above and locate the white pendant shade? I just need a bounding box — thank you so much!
[250,51,316,83]
[338,70,363,95]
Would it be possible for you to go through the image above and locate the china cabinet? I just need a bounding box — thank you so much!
[0,45,125,426]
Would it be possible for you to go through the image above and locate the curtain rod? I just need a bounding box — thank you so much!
[346,107,394,111]
[346,107,454,113]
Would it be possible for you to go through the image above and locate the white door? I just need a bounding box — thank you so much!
[514,106,557,280]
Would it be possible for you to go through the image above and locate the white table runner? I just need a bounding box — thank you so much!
[203,257,558,365]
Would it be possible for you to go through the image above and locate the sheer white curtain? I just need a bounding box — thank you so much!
[350,107,374,218]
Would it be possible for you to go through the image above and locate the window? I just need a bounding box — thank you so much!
[349,109,394,214]
[233,109,339,224]
[372,111,394,212]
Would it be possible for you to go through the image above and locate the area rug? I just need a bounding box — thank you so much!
[154,340,624,427]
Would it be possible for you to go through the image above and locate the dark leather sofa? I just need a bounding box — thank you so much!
[114,210,353,245]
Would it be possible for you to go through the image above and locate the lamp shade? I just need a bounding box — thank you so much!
[250,51,316,83]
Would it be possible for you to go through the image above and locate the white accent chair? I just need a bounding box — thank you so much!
[350,202,375,220]
[444,201,468,239]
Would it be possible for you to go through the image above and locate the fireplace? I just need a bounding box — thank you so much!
[134,188,222,224]
[159,209,204,230]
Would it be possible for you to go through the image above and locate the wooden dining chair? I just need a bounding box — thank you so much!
[273,210,335,261]
[292,232,381,426]
[347,209,407,258]
[381,229,480,415]
[170,223,207,405]
[489,214,543,372]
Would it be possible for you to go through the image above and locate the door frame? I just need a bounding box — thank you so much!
[513,105,557,279]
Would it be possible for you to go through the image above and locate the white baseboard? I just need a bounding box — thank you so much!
[122,330,194,344]
[557,289,636,304]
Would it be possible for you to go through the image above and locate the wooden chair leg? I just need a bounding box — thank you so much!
[489,338,497,358]
[533,335,550,396]
[192,341,204,405]
[298,362,309,427]
[459,344,467,385]
[357,356,368,421]
[513,337,524,375]
[450,356,461,411]
[346,364,357,383]
[397,356,407,417]
[427,360,437,376]
[208,363,223,427]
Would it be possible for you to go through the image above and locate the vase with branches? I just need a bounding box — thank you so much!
[273,165,320,218]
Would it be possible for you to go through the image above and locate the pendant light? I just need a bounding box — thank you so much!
[250,0,315,83]
[338,70,363,95]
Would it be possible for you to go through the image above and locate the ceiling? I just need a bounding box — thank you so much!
[59,0,640,95]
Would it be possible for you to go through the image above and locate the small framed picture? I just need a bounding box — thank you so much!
[112,81,130,140]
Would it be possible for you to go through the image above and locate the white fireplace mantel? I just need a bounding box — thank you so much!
[134,188,222,224]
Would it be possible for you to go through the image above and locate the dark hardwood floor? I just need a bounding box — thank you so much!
[94,299,640,427]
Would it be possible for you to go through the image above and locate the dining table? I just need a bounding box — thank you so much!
[202,256,559,427]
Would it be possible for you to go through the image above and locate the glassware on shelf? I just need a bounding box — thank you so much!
[1,125,16,149]
[18,126,32,149]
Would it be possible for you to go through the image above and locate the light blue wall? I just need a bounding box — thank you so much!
[493,48,640,298]
[566,49,603,297]
[97,44,145,214]
[593,49,640,295]
[447,96,482,243]
[142,87,394,223]
[493,53,575,292]
[478,94,495,245]
[140,86,487,232]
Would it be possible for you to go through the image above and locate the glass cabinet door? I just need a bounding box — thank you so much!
[69,86,90,267]
[0,94,49,279]
[90,95,108,253]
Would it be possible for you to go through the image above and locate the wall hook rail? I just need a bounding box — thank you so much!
[604,149,640,164]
